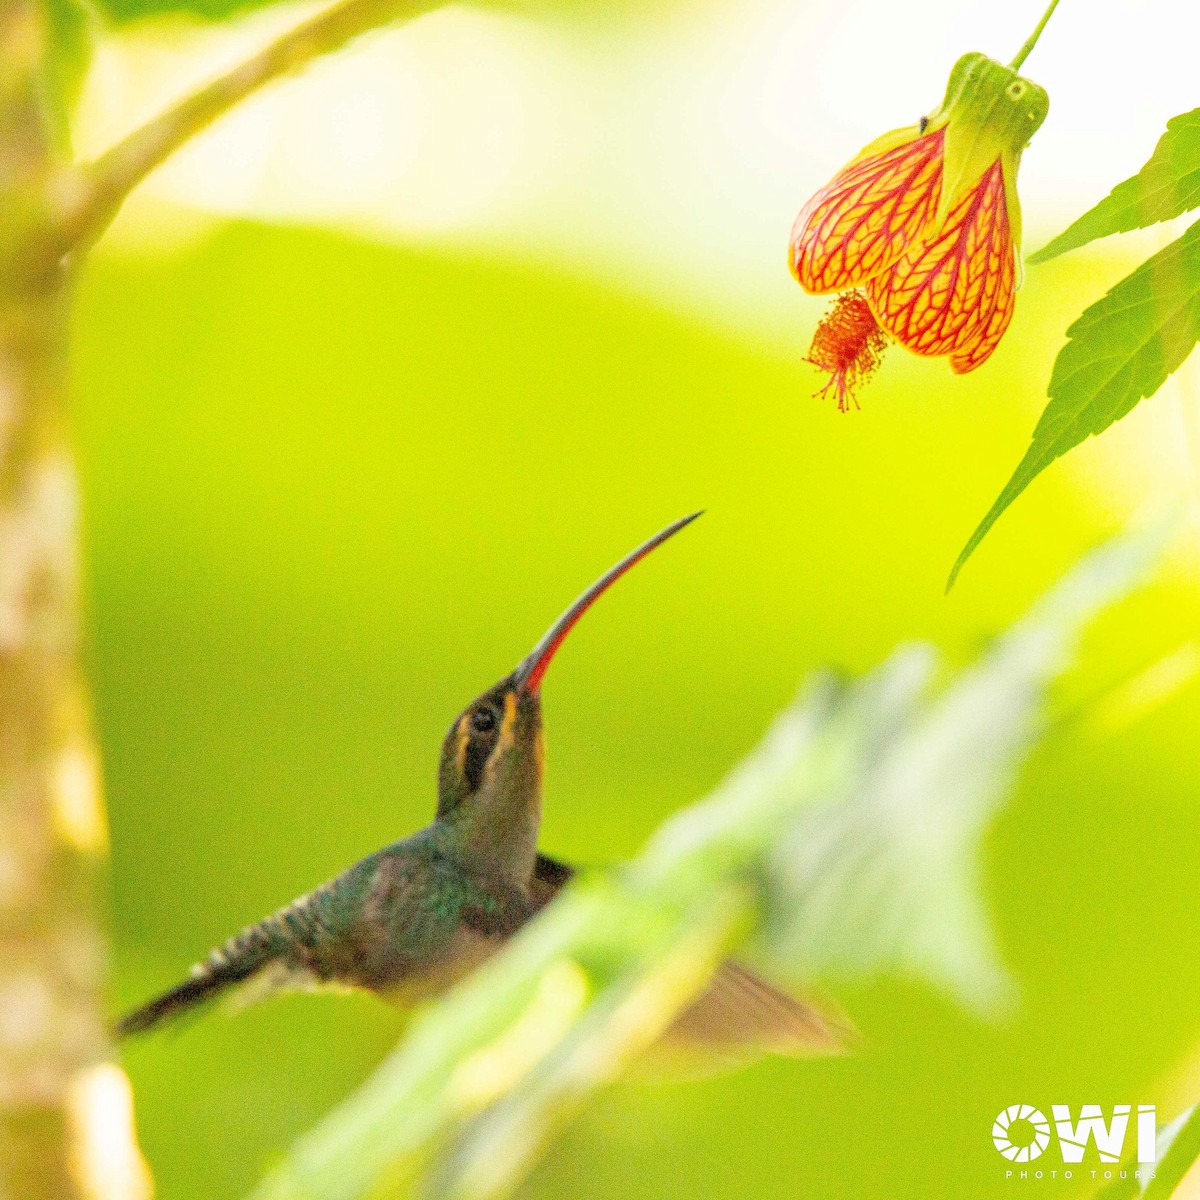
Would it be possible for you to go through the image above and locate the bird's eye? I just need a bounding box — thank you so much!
[471,708,497,734]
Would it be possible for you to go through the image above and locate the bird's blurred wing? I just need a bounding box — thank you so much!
[531,852,851,1060]
[665,960,852,1059]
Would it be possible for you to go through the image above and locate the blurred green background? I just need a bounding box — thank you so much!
[86,222,1200,1199]
[70,0,1200,1197]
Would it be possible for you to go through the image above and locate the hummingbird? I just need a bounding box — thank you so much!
[119,514,843,1057]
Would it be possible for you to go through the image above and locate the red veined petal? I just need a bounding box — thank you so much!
[865,159,1013,361]
[950,221,1016,372]
[790,130,944,295]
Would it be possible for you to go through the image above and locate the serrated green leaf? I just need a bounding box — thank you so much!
[948,217,1200,590]
[1031,108,1200,264]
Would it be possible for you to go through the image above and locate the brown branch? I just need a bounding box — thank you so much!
[58,0,439,256]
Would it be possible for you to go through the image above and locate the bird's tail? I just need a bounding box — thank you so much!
[118,916,288,1038]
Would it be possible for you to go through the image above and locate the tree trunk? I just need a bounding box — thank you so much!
[0,3,142,1197]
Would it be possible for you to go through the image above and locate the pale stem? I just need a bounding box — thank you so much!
[1009,0,1063,71]
[57,0,439,256]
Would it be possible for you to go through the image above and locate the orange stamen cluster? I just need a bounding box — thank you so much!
[805,292,889,413]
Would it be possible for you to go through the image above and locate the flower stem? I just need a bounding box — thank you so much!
[1009,0,1062,71]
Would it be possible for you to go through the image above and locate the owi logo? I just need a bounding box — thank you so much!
[992,1104,1157,1180]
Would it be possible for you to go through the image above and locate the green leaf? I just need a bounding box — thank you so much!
[1094,1105,1200,1200]
[770,523,1163,1009]
[948,217,1200,590]
[1145,1105,1200,1199]
[1031,108,1200,264]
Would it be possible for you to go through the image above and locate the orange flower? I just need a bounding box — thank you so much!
[790,53,1048,407]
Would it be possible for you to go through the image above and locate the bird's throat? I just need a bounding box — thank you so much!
[439,742,543,886]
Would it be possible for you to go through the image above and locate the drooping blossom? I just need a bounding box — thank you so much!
[790,53,1048,407]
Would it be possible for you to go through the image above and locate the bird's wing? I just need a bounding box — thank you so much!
[664,960,852,1059]
[117,842,421,1037]
[530,851,575,909]
[529,851,851,1059]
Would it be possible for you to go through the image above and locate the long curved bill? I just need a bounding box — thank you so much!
[513,511,702,696]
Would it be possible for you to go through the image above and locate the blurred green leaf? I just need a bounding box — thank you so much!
[770,526,1163,1006]
[1145,1106,1200,1199]
[949,220,1200,589]
[1095,1104,1200,1200]
[244,528,1159,1200]
[1031,109,1200,265]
